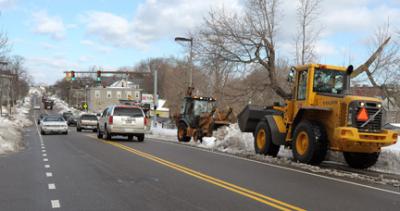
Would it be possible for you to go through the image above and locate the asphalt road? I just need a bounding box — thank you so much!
[1,105,400,210]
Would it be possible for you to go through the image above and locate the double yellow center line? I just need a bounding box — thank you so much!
[89,135,305,211]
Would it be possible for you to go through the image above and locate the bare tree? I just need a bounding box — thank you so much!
[199,0,290,98]
[295,0,322,64]
[353,22,400,111]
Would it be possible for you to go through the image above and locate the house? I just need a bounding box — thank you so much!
[87,79,142,112]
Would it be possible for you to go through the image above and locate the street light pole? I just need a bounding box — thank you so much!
[174,36,193,89]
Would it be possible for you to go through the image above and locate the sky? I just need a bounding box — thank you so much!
[0,0,399,85]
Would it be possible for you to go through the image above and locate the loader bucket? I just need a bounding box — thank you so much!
[237,105,281,132]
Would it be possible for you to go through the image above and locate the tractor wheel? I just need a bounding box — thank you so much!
[254,121,280,156]
[177,123,191,142]
[292,121,328,165]
[343,152,379,169]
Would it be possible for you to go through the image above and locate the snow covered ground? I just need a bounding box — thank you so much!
[149,123,400,177]
[0,89,36,155]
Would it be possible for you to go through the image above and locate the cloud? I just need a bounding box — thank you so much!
[0,0,16,9]
[80,39,113,53]
[31,11,66,40]
[80,0,242,50]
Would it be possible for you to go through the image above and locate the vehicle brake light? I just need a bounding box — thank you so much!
[108,116,113,124]
[144,117,148,126]
[356,107,369,122]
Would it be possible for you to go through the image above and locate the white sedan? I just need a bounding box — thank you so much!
[40,116,68,135]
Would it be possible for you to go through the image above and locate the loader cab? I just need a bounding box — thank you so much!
[291,64,349,103]
[288,64,351,124]
[180,96,216,127]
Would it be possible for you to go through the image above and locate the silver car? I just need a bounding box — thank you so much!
[97,105,150,141]
[77,114,98,132]
[40,116,68,135]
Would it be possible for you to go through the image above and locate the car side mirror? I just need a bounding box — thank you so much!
[287,67,295,83]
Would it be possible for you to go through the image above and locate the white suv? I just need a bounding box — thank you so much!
[97,105,150,142]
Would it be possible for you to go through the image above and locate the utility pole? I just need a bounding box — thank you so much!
[174,36,194,90]
[153,68,158,126]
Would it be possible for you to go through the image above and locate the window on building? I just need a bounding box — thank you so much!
[135,91,140,99]
[126,91,132,99]
[116,91,122,99]
[107,91,112,99]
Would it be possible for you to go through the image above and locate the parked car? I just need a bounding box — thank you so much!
[97,105,150,141]
[77,114,98,132]
[37,113,48,124]
[67,115,79,126]
[383,123,400,132]
[40,115,68,135]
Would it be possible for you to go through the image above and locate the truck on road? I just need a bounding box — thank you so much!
[238,64,398,169]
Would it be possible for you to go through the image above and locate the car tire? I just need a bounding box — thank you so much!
[97,127,103,139]
[127,135,133,141]
[41,130,45,135]
[64,131,68,135]
[104,127,112,140]
[77,127,82,132]
[137,134,145,142]
[93,129,97,133]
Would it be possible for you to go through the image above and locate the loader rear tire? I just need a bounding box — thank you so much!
[292,121,328,165]
[343,152,379,169]
[178,123,191,142]
[254,121,280,156]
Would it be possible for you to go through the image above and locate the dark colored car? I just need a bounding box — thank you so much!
[67,115,79,126]
[62,111,73,122]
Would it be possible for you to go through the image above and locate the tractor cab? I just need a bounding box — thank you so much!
[180,96,216,128]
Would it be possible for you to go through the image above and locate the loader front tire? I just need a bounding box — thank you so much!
[178,123,191,142]
[292,121,328,165]
[254,121,280,156]
[343,152,379,169]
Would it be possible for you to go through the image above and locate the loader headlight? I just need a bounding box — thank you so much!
[347,108,353,126]
[377,103,382,108]
[360,102,365,107]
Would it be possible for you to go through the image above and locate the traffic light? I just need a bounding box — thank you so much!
[71,71,76,81]
[96,71,101,82]
[66,72,71,80]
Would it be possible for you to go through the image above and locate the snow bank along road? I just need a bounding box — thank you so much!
[0,100,399,210]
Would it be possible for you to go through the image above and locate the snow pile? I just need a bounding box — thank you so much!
[0,95,33,155]
[149,124,177,141]
[371,138,400,175]
[52,96,82,116]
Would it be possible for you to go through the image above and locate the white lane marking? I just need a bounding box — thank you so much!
[46,172,53,177]
[51,200,61,208]
[43,158,49,162]
[42,149,46,152]
[48,183,56,190]
[148,138,400,196]
[41,146,45,149]
[45,164,50,168]
[42,153,47,157]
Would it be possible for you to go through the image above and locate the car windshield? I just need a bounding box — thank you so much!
[313,68,345,95]
[193,100,214,116]
[113,107,143,117]
[43,116,64,122]
[81,115,98,120]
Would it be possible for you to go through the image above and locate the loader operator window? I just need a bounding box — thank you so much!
[193,100,214,116]
[297,70,308,100]
[313,69,345,95]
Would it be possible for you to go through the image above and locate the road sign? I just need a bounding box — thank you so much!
[82,102,88,110]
